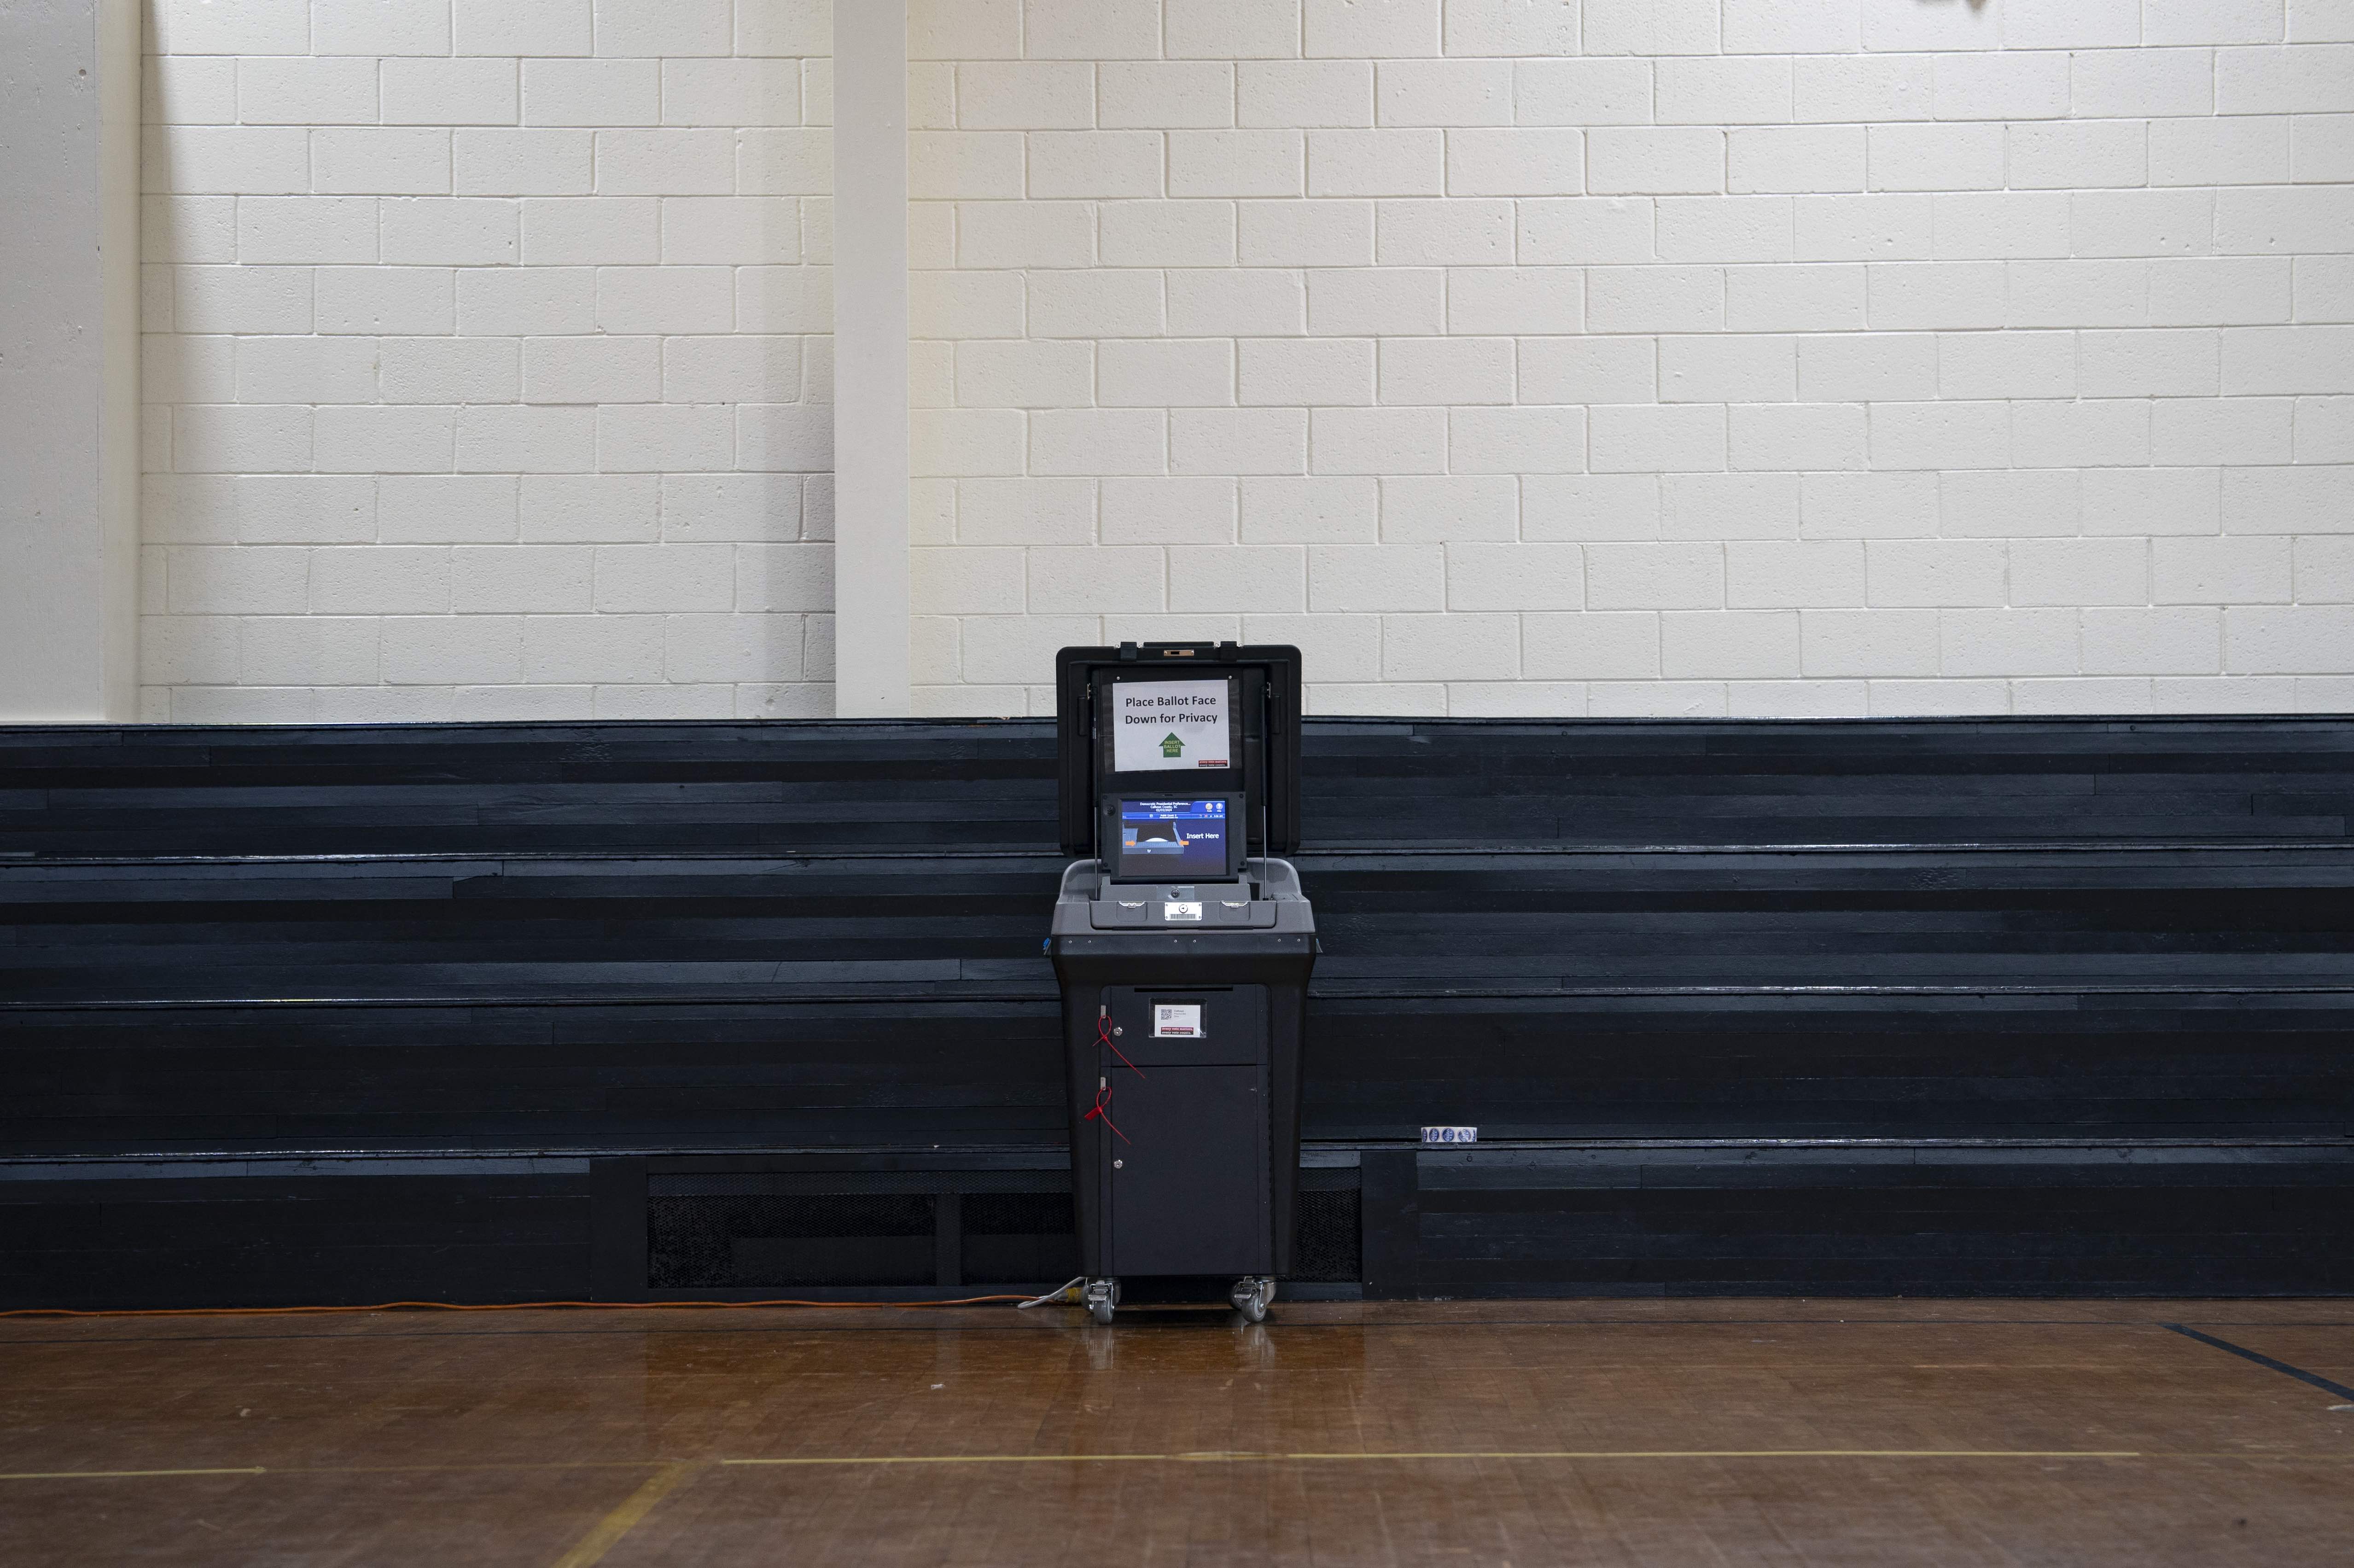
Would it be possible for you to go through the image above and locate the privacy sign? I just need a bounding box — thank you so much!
[1111,679,1229,773]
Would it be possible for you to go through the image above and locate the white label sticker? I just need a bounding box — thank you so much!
[1162,901,1203,922]
[1111,679,1230,773]
[1154,1004,1203,1038]
[1421,1126,1479,1145]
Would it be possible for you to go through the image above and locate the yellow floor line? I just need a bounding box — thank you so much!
[722,1448,2147,1467]
[1287,1449,2147,1460]
[15,1449,2352,1486]
[724,1454,1170,1466]
[546,1462,696,1568]
[0,1466,267,1481]
[275,1462,659,1476]
[0,1461,675,1482]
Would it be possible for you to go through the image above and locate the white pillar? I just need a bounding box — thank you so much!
[0,0,140,721]
[830,0,912,718]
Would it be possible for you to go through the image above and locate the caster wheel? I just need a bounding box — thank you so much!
[1090,1297,1115,1326]
[1084,1279,1118,1325]
[1230,1278,1270,1323]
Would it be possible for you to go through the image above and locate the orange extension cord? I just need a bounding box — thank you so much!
[0,1295,1035,1319]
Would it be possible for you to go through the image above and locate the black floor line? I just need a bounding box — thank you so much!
[2163,1324,2354,1401]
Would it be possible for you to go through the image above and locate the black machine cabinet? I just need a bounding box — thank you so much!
[1047,644,1314,1323]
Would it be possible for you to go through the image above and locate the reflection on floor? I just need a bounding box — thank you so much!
[2,1299,2350,1566]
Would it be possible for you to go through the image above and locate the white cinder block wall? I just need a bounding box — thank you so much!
[907,0,2354,719]
[138,0,2354,721]
[138,0,836,722]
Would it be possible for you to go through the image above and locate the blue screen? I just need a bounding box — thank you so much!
[1118,799,1229,878]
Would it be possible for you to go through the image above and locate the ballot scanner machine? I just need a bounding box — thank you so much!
[1045,643,1316,1324]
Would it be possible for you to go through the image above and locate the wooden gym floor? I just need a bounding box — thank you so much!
[1,1299,2349,1566]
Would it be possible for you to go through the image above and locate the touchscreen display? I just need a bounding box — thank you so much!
[1117,799,1230,879]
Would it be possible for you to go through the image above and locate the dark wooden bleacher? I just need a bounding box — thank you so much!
[3,717,2350,1305]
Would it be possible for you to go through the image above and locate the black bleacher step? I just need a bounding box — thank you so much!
[3,716,2350,1305]
[7,717,2351,857]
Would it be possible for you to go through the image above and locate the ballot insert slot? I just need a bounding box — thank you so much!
[1102,794,1245,884]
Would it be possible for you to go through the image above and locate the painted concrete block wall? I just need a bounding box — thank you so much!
[138,0,835,721]
[906,0,2354,718]
[134,0,2354,721]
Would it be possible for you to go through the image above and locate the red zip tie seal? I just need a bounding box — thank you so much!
[1097,1013,1145,1076]
[1083,1081,1129,1144]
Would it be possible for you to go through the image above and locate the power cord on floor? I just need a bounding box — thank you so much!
[1015,1277,1085,1309]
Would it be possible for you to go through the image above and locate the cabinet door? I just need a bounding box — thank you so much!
[1106,985,1266,1067]
[1103,1064,1270,1277]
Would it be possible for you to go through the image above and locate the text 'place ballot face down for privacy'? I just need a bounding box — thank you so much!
[1112,679,1230,772]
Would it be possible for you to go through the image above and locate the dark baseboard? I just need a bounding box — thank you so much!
[6,1138,2348,1310]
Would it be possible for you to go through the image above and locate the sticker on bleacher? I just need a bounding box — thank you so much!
[1422,1126,1478,1144]
[1154,1004,1202,1038]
